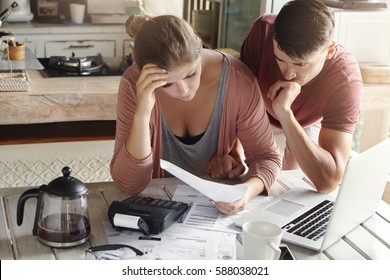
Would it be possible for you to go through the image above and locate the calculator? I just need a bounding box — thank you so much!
[107,195,189,235]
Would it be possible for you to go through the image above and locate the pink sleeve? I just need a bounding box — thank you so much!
[220,56,282,195]
[109,67,154,194]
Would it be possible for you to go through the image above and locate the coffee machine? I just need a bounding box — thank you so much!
[0,0,34,22]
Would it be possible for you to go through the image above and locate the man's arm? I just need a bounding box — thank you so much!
[279,109,352,193]
[269,80,353,193]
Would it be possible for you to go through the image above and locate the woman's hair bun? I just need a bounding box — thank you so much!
[126,14,153,38]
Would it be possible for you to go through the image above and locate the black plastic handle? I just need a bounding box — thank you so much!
[16,188,40,226]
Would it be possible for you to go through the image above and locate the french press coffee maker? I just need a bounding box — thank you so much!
[17,166,90,248]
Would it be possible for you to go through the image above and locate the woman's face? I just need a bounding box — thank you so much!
[156,57,202,102]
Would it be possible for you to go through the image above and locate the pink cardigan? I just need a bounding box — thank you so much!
[110,53,281,195]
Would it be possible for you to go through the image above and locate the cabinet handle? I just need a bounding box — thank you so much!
[67,44,95,49]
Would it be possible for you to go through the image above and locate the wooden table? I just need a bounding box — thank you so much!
[1,178,390,260]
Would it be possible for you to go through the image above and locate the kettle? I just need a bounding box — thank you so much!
[17,166,90,248]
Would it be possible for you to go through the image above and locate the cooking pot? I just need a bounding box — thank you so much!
[16,166,90,248]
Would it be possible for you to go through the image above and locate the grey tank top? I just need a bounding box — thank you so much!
[161,57,228,176]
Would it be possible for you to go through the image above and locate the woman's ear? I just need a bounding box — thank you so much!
[326,43,337,59]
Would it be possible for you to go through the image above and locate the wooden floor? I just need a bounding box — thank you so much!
[0,120,116,145]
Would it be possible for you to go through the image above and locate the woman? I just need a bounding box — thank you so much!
[110,14,281,215]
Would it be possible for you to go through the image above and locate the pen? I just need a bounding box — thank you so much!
[162,185,173,200]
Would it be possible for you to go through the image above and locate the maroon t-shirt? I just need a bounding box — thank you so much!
[240,14,362,133]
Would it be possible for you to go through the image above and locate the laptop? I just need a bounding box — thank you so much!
[235,139,390,251]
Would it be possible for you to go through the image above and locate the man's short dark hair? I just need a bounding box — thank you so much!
[273,0,335,59]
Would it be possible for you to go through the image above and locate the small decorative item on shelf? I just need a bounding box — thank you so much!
[7,39,26,61]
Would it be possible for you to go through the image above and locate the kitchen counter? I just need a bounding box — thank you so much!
[0,47,43,71]
[0,69,389,124]
[0,70,121,125]
[0,66,389,151]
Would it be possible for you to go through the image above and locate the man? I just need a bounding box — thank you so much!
[239,0,362,193]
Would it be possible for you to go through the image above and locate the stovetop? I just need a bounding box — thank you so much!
[38,55,132,78]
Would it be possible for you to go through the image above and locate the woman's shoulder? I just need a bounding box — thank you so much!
[219,52,262,103]
[224,53,258,83]
[202,49,257,85]
[122,63,141,82]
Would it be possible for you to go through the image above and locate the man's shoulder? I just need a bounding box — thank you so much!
[260,13,277,23]
[252,13,276,29]
[333,44,360,64]
[329,44,362,80]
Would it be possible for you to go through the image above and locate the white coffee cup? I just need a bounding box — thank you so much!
[70,3,85,24]
[242,221,282,260]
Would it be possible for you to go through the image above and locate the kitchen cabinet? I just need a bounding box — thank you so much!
[333,9,390,65]
[2,22,129,58]
[25,40,37,56]
[45,40,116,57]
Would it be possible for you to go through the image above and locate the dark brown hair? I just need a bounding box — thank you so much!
[126,14,202,70]
[273,0,335,59]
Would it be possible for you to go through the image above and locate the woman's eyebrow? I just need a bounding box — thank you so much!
[185,70,196,78]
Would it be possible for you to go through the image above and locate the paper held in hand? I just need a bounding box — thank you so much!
[160,159,247,203]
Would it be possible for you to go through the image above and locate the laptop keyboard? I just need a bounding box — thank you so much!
[282,200,334,241]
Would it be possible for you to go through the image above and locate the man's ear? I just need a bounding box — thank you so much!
[326,43,337,59]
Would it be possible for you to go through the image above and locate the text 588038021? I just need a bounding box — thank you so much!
[215,266,269,276]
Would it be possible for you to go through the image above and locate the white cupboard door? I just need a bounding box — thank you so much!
[336,11,390,65]
[45,40,116,57]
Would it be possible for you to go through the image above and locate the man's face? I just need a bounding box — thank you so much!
[272,39,334,86]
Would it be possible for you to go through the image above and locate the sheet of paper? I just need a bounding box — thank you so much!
[172,185,272,234]
[160,159,247,203]
[103,221,236,260]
